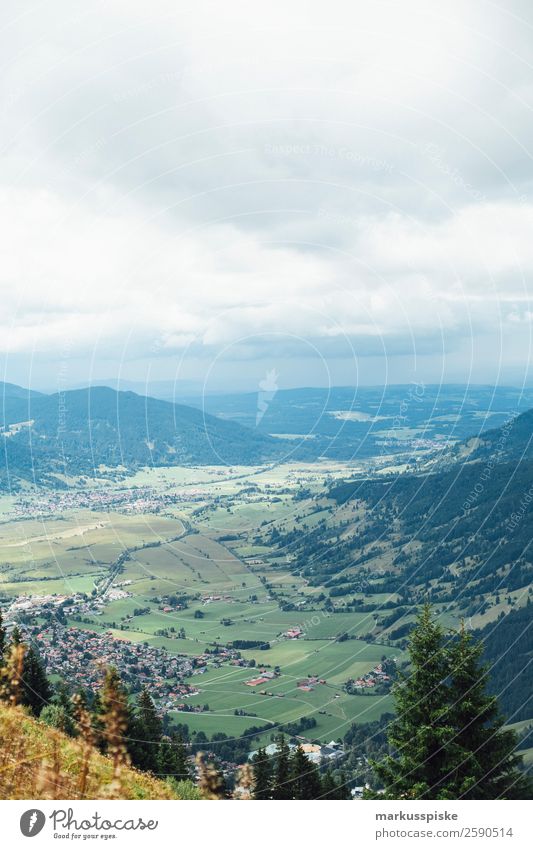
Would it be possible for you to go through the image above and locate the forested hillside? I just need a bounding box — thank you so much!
[474,605,533,724]
[265,409,533,724]
[0,386,292,486]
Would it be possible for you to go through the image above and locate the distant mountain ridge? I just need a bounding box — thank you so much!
[461,407,533,463]
[0,381,43,400]
[2,380,533,488]
[0,384,293,487]
[184,383,533,460]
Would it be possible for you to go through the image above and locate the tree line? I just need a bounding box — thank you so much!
[250,736,349,799]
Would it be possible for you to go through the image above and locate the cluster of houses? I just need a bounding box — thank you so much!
[6,589,129,623]
[11,479,216,521]
[6,593,71,617]
[104,587,131,603]
[12,486,170,517]
[297,676,327,692]
[244,669,280,687]
[18,622,202,708]
[201,594,234,605]
[283,626,303,639]
[348,662,391,690]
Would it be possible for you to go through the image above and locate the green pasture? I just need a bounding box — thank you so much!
[169,711,275,738]
[240,638,401,685]
[0,510,184,596]
[178,661,393,741]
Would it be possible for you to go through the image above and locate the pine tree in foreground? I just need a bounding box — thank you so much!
[130,686,162,772]
[252,747,272,799]
[290,744,322,799]
[332,770,352,800]
[172,732,192,781]
[41,682,76,735]
[369,605,453,798]
[272,734,293,799]
[156,734,191,784]
[370,605,532,800]
[320,769,337,798]
[443,624,532,799]
[157,739,178,780]
[10,636,52,717]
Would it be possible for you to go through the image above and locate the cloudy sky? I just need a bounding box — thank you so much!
[1,0,533,393]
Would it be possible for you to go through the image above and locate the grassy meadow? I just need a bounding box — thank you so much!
[1,461,407,745]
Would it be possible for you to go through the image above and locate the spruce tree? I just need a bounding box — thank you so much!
[332,770,351,800]
[371,606,532,799]
[10,625,22,645]
[157,739,179,780]
[252,747,273,799]
[4,628,52,716]
[92,681,135,758]
[130,687,162,772]
[74,687,90,711]
[49,682,76,735]
[443,624,532,799]
[138,687,162,740]
[155,734,191,782]
[172,732,191,781]
[40,703,73,733]
[20,644,52,716]
[371,604,454,798]
[320,769,337,798]
[290,745,322,799]
[272,735,293,799]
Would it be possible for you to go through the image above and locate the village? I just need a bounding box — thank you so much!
[5,589,265,716]
[11,484,204,518]
[18,621,205,708]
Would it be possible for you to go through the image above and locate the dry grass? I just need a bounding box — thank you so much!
[195,752,227,799]
[0,703,179,800]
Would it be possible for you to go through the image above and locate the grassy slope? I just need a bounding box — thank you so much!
[0,703,186,800]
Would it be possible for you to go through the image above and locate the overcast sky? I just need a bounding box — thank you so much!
[1,0,533,393]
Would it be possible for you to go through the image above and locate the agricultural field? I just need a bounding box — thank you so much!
[0,460,411,746]
[0,510,184,597]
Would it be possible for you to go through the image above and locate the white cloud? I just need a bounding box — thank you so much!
[1,0,532,384]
